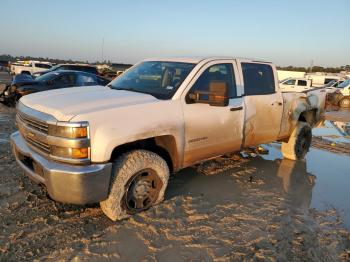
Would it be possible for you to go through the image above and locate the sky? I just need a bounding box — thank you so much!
[0,0,349,67]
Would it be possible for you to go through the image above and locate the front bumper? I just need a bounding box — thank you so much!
[11,131,112,204]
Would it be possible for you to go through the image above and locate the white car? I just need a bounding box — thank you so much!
[280,78,312,92]
[336,79,350,107]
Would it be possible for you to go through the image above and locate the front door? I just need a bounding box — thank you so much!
[181,60,245,167]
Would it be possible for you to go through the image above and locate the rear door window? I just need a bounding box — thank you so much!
[297,80,307,86]
[242,63,275,95]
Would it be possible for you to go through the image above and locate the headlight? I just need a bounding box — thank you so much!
[48,121,90,162]
[50,146,89,159]
[48,122,88,138]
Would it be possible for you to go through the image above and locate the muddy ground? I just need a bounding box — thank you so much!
[0,103,350,261]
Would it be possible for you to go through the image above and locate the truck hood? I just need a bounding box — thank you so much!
[19,86,159,121]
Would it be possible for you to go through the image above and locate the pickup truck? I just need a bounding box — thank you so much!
[10,57,326,220]
[279,77,313,92]
[10,61,52,75]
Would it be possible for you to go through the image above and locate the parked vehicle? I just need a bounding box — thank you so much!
[279,77,312,92]
[324,80,344,88]
[2,70,110,105]
[10,57,326,220]
[336,79,350,108]
[32,64,99,78]
[306,74,341,87]
[10,61,52,75]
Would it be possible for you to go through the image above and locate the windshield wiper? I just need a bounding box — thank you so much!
[109,86,158,98]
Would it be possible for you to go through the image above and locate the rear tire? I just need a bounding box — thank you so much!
[281,122,312,160]
[339,97,350,108]
[100,150,169,221]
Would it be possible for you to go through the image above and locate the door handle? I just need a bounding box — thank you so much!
[230,106,243,111]
[272,102,283,106]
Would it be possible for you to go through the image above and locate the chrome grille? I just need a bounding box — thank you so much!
[17,111,48,134]
[26,136,50,155]
[16,108,51,156]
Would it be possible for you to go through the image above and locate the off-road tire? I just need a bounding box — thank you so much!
[100,150,169,221]
[281,122,312,160]
[339,97,350,108]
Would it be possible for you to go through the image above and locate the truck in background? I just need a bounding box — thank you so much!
[10,61,52,75]
[280,78,312,92]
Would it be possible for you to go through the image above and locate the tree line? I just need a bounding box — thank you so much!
[277,65,350,73]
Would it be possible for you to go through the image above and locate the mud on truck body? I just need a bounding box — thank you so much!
[11,57,326,220]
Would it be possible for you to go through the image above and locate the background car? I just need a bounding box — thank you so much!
[2,70,110,105]
[32,64,99,77]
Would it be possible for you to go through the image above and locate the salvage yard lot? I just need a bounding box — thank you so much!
[0,102,349,261]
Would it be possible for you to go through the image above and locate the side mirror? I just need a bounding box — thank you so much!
[188,81,229,107]
[46,80,53,86]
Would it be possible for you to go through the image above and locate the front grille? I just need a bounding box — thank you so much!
[26,136,50,155]
[17,111,48,134]
[16,110,50,156]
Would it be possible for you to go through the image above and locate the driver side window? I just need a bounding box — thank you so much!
[189,64,236,100]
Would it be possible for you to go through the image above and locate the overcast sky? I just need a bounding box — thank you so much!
[1,0,349,67]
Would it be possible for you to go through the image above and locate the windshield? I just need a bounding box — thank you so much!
[108,61,195,99]
[338,79,350,88]
[35,72,60,82]
[324,80,336,87]
[49,65,61,71]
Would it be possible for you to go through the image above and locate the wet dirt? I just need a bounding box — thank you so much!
[0,104,349,261]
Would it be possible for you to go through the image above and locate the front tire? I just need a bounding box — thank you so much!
[281,122,312,160]
[100,150,170,221]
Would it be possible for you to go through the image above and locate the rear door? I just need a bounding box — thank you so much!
[238,61,283,146]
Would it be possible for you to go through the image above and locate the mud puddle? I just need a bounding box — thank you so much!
[261,142,350,230]
[313,121,350,143]
[0,133,9,144]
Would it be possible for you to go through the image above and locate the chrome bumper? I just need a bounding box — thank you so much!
[11,131,112,204]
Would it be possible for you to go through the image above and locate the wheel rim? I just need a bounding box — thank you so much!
[123,169,163,214]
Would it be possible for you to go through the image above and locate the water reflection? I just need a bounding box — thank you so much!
[277,159,315,210]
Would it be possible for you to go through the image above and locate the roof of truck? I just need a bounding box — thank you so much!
[143,56,272,64]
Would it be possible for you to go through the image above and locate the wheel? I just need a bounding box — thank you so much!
[281,122,312,160]
[100,150,170,221]
[339,97,350,108]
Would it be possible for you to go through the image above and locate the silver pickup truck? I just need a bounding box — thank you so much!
[11,57,326,220]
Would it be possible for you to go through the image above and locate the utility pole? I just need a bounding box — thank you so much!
[309,59,313,73]
[101,37,104,63]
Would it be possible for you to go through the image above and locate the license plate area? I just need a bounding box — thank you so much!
[17,151,44,177]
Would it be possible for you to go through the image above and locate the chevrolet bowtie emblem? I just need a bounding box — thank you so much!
[28,132,35,138]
